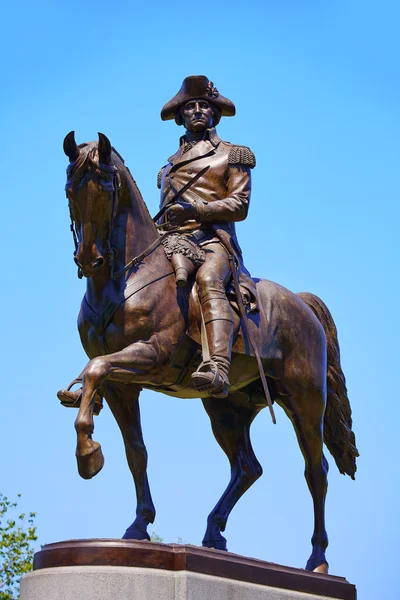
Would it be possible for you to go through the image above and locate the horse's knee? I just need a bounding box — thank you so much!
[84,357,108,383]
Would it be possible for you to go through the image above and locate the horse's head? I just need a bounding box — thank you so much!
[63,131,121,278]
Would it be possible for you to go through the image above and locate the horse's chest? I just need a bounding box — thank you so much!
[78,319,109,357]
[78,302,118,357]
[78,301,149,358]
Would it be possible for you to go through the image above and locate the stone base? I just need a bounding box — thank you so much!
[21,539,356,600]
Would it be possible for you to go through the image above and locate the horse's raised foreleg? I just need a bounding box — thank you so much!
[74,361,107,479]
[280,390,329,573]
[201,396,262,551]
[102,381,155,541]
[74,339,167,479]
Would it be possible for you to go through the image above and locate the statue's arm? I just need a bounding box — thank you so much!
[195,164,252,223]
[195,145,256,224]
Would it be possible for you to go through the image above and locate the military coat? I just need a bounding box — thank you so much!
[158,127,257,307]
[158,127,255,255]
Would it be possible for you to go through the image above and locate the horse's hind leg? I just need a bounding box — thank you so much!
[201,396,262,551]
[103,382,155,540]
[279,389,329,573]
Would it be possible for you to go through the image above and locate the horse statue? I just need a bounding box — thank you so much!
[58,131,358,574]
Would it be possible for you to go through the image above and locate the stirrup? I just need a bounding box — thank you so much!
[191,360,230,398]
[57,379,103,416]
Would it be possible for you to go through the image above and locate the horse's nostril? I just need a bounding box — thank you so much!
[74,257,83,268]
[93,257,104,270]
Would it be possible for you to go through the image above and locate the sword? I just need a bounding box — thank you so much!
[229,254,276,424]
[153,166,210,223]
[213,227,277,424]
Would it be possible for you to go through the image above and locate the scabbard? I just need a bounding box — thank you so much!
[213,227,276,424]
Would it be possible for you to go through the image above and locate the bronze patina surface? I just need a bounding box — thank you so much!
[58,75,358,573]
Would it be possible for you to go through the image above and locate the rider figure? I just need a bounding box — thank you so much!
[158,76,256,398]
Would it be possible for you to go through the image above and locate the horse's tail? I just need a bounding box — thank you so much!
[297,292,359,479]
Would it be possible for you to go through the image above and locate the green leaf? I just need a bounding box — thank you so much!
[0,494,37,600]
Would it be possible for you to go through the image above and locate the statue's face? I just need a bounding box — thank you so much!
[182,99,215,132]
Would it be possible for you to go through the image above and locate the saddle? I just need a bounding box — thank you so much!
[187,279,270,362]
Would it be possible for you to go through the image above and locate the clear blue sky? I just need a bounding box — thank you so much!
[1,2,398,598]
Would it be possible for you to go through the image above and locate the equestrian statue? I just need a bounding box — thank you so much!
[57,75,358,573]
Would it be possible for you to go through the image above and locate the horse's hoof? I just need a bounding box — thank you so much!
[76,443,104,480]
[202,537,228,551]
[122,528,150,541]
[313,563,329,574]
[305,556,329,573]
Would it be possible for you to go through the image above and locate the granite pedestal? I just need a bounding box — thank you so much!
[21,540,356,600]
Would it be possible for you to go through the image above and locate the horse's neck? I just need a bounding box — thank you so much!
[86,164,168,307]
[117,167,159,260]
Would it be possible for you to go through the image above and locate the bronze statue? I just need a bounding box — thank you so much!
[58,75,358,574]
[158,76,257,399]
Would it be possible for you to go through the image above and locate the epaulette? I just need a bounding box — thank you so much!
[157,167,166,189]
[228,145,256,169]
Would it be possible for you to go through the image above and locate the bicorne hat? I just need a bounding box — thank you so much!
[161,75,236,121]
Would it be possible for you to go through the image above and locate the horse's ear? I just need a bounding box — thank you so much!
[63,131,80,162]
[98,132,112,164]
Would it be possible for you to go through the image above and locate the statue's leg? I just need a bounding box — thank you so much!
[201,396,262,550]
[192,244,234,398]
[102,381,155,540]
[278,384,329,573]
[74,339,167,480]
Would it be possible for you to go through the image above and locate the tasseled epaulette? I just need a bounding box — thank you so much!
[157,167,165,189]
[228,145,256,169]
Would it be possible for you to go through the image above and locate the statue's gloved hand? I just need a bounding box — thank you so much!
[165,201,197,226]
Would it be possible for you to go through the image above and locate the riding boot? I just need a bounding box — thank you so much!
[191,295,234,398]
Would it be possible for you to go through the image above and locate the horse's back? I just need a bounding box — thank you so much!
[232,278,326,362]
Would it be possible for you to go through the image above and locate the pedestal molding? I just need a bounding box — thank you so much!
[33,539,356,600]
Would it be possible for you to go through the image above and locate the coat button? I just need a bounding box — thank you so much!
[187,167,194,174]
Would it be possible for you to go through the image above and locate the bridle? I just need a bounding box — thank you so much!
[66,159,162,281]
